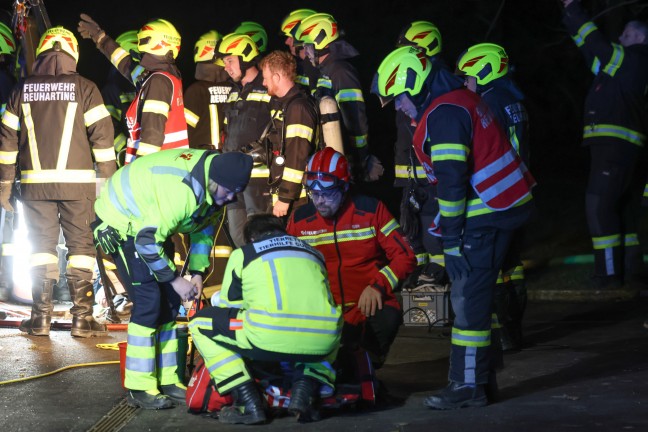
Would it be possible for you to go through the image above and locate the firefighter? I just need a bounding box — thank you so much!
[0,27,116,337]
[456,43,531,351]
[287,148,417,369]
[77,14,189,164]
[93,149,253,409]
[0,21,16,302]
[375,46,536,409]
[190,214,342,424]
[216,33,272,247]
[184,30,232,150]
[562,0,648,288]
[259,50,318,219]
[233,21,268,53]
[293,13,382,182]
[279,8,319,91]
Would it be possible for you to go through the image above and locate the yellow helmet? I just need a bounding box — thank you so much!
[218,33,259,62]
[0,22,16,55]
[137,18,181,59]
[456,43,509,86]
[280,8,317,37]
[233,21,267,52]
[115,30,139,55]
[294,13,339,49]
[194,30,221,63]
[374,46,432,102]
[36,26,79,62]
[397,21,442,57]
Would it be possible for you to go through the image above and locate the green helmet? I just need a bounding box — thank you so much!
[0,22,16,56]
[294,13,339,49]
[218,32,259,62]
[280,8,317,37]
[194,30,221,63]
[456,43,509,86]
[234,21,267,52]
[396,20,442,57]
[374,46,432,105]
[115,30,139,55]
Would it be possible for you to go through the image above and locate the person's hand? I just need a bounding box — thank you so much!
[443,237,471,281]
[77,13,106,44]
[357,285,383,317]
[92,221,122,254]
[191,274,204,301]
[364,155,384,182]
[0,181,14,212]
[170,275,198,301]
[273,200,290,217]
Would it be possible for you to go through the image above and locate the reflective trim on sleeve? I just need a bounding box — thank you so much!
[142,99,170,117]
[431,143,470,162]
[285,124,314,141]
[93,147,117,162]
[110,47,129,67]
[281,167,304,184]
[1,111,20,131]
[0,151,18,165]
[602,44,624,77]
[184,108,199,127]
[572,21,597,47]
[354,134,368,148]
[439,198,466,217]
[380,218,399,237]
[336,88,364,103]
[84,104,111,126]
[136,142,160,156]
[246,92,271,103]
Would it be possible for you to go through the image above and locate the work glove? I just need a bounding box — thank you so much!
[171,275,198,302]
[0,181,14,213]
[92,220,122,254]
[364,154,384,182]
[442,237,471,282]
[77,13,106,44]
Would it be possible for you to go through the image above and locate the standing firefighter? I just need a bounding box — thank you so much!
[93,149,253,409]
[0,26,116,337]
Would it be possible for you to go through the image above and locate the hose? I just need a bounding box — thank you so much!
[0,360,119,386]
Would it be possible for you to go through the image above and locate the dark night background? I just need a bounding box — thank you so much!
[5,0,648,266]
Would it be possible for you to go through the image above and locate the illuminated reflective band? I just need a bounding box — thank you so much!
[583,124,645,147]
[136,142,160,156]
[0,103,5,117]
[415,252,428,266]
[286,124,313,141]
[22,104,42,171]
[120,92,135,104]
[353,134,368,148]
[439,197,465,217]
[336,88,364,103]
[163,130,189,145]
[250,167,269,178]
[1,243,14,256]
[84,104,110,126]
[110,46,129,67]
[466,194,532,218]
[431,143,470,162]
[592,234,621,250]
[68,254,96,271]
[603,44,624,77]
[29,252,59,267]
[506,265,525,281]
[226,92,239,103]
[491,313,501,329]
[114,134,127,152]
[379,265,398,290]
[508,125,520,154]
[106,104,119,120]
[300,227,376,247]
[429,254,445,266]
[394,164,427,179]
[93,147,117,162]
[625,233,640,247]
[317,77,332,89]
[142,99,169,117]
[103,259,117,270]
[246,92,271,103]
[296,75,309,86]
[57,102,78,170]
[572,21,597,47]
[184,108,199,127]
[21,169,96,183]
[281,167,304,184]
[644,183,648,198]
[0,151,18,165]
[131,65,145,84]
[209,104,220,146]
[2,110,20,130]
[451,328,490,347]
[211,245,232,258]
[380,218,399,237]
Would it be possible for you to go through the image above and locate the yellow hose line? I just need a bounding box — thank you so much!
[0,360,119,386]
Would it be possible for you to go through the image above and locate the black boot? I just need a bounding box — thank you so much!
[218,381,266,425]
[53,280,71,302]
[423,381,488,410]
[288,377,321,422]
[69,280,108,338]
[19,279,55,336]
[127,390,175,410]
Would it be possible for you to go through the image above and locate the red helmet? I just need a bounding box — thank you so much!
[305,147,350,190]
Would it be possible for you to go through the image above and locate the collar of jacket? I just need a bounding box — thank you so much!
[140,53,182,78]
[32,51,78,76]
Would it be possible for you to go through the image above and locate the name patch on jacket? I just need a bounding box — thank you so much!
[209,86,231,104]
[253,235,311,253]
[23,82,76,102]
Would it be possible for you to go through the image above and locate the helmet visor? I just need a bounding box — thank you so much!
[304,171,342,190]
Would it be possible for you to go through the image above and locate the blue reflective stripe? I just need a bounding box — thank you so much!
[158,328,176,343]
[471,149,515,185]
[246,316,340,335]
[380,218,399,237]
[126,356,156,373]
[149,166,205,202]
[121,168,142,218]
[158,352,178,369]
[191,243,211,255]
[603,44,624,76]
[208,354,242,374]
[591,57,601,75]
[268,259,282,310]
[572,21,597,47]
[248,309,339,322]
[127,334,155,347]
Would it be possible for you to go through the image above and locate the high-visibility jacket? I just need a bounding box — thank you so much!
[564,1,648,148]
[0,52,115,200]
[287,194,417,325]
[95,149,222,282]
[219,233,342,355]
[412,89,535,238]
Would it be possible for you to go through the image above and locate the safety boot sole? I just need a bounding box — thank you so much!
[423,394,487,410]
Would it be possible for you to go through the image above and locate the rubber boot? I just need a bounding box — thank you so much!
[218,381,266,425]
[423,381,488,410]
[288,377,321,422]
[53,280,72,302]
[69,280,108,338]
[19,279,55,336]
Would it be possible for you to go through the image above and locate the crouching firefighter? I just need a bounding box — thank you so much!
[189,214,342,424]
[93,149,253,409]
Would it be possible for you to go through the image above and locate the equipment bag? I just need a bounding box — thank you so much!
[186,356,233,414]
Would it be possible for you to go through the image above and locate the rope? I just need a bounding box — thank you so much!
[0,360,119,386]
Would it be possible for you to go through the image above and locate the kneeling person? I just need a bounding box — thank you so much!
[189,214,342,424]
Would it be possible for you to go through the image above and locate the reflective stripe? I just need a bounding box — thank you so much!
[137,142,160,156]
[212,245,232,258]
[84,104,110,126]
[246,92,271,103]
[131,65,145,84]
[21,169,96,183]
[248,309,339,322]
[353,134,368,148]
[592,234,621,250]
[583,124,645,147]
[644,183,648,198]
[603,44,624,77]
[572,21,597,47]
[439,198,465,217]
[1,111,20,130]
[429,254,445,266]
[126,356,156,373]
[317,77,332,89]
[625,233,639,247]
[282,167,303,184]
[251,167,269,178]
[142,99,169,117]
[379,265,398,289]
[29,253,59,267]
[110,46,129,67]
[286,123,314,140]
[93,147,117,162]
[416,253,428,266]
[491,313,501,329]
[300,227,375,247]
[0,151,18,165]
[431,143,470,162]
[246,313,340,335]
[465,194,532,217]
[163,130,189,144]
[394,164,426,179]
[191,243,210,255]
[591,57,601,75]
[380,218,399,237]
[472,150,527,204]
[208,353,243,373]
[336,88,364,103]
[209,104,220,146]
[22,104,41,171]
[184,108,199,127]
[68,255,96,271]
[451,328,490,347]
[57,102,78,170]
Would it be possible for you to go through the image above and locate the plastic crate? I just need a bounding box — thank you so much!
[401,287,452,327]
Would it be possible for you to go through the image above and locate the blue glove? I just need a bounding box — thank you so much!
[92,220,122,254]
[443,237,471,282]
